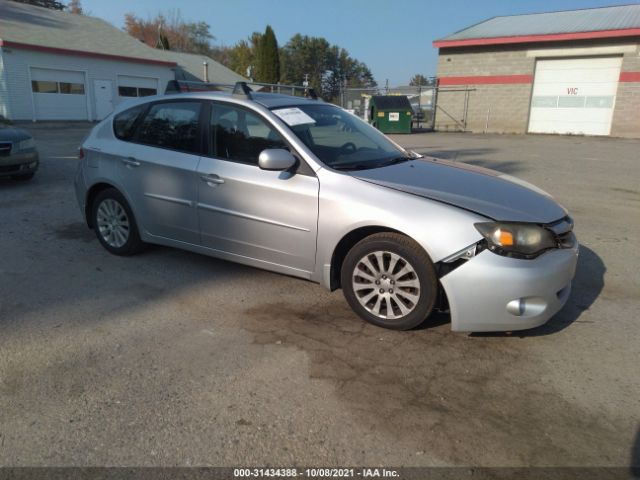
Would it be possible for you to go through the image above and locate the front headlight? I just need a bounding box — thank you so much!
[475,222,557,258]
[17,138,36,151]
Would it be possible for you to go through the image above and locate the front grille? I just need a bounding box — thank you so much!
[0,164,20,173]
[0,142,12,157]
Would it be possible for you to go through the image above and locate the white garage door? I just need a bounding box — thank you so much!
[31,67,88,121]
[528,57,622,136]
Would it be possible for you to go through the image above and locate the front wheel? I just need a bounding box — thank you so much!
[341,233,437,330]
[92,188,145,256]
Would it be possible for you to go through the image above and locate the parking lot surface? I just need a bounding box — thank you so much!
[1,123,639,467]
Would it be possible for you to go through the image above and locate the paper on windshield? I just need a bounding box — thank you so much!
[272,107,316,126]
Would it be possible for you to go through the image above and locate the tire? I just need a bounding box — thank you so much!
[341,233,437,330]
[12,172,35,181]
[91,188,145,256]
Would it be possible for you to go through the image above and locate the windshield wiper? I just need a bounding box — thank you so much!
[332,163,379,171]
[379,156,413,167]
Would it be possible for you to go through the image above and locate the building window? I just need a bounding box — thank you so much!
[139,88,157,97]
[59,82,85,95]
[118,86,157,97]
[32,81,85,95]
[31,81,59,94]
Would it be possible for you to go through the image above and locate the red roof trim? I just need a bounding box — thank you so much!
[619,71,640,82]
[438,74,533,86]
[0,40,177,67]
[433,28,640,48]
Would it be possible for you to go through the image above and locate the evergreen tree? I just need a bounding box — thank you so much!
[256,25,280,84]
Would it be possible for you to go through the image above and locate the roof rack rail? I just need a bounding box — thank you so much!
[232,81,253,99]
[165,79,321,100]
[249,81,320,101]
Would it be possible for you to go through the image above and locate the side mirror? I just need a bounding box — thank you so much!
[258,149,297,171]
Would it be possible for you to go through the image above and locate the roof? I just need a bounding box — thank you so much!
[0,0,175,66]
[156,50,245,84]
[371,96,412,110]
[434,4,640,48]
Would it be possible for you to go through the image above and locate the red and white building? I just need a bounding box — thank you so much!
[433,4,640,137]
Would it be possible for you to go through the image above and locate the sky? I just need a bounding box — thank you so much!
[82,0,635,86]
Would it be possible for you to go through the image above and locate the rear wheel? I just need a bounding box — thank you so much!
[92,188,145,256]
[341,233,437,330]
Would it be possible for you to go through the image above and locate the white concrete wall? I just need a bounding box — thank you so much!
[0,47,175,121]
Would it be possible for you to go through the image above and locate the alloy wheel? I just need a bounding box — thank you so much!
[351,250,421,320]
[96,198,130,249]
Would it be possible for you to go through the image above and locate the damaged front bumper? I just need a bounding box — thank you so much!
[440,242,579,332]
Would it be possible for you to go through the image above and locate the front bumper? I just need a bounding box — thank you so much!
[440,242,579,332]
[0,150,39,177]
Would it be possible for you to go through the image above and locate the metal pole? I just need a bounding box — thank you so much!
[463,87,470,131]
[484,107,490,134]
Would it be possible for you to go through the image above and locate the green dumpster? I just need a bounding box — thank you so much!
[369,95,413,134]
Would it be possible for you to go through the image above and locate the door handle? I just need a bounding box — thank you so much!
[121,157,141,167]
[200,174,225,185]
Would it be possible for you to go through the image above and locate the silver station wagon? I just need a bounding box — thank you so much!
[74,83,578,331]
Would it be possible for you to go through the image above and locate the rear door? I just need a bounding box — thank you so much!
[196,101,319,274]
[115,99,204,244]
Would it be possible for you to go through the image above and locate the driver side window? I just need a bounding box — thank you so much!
[210,103,286,165]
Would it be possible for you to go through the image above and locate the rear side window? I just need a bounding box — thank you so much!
[210,103,286,164]
[113,105,144,141]
[136,101,202,154]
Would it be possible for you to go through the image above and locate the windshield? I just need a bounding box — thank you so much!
[272,104,408,170]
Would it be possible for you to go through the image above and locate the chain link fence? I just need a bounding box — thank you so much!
[338,84,437,130]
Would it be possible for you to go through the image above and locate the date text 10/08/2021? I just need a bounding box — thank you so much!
[234,468,400,478]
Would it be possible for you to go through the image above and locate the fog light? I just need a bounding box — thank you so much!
[506,297,547,317]
[28,162,37,169]
[506,299,525,316]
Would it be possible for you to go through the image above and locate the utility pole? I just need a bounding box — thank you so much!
[303,73,310,96]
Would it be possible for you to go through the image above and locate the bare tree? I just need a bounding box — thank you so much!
[67,0,83,14]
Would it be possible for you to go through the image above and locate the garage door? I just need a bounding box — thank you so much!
[528,57,622,136]
[30,68,88,121]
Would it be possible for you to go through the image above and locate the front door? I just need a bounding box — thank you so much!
[197,102,319,274]
[94,80,114,120]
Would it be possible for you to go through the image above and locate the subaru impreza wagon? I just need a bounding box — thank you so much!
[74,83,578,331]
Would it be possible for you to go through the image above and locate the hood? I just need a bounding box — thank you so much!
[350,157,567,223]
[0,126,31,142]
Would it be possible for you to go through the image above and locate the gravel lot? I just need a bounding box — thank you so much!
[1,123,639,468]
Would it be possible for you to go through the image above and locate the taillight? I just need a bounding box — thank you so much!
[78,147,84,160]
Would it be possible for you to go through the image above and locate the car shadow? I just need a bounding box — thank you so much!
[469,244,604,338]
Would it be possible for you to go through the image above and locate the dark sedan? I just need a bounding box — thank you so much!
[0,125,39,181]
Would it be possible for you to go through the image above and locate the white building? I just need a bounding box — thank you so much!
[0,0,244,122]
